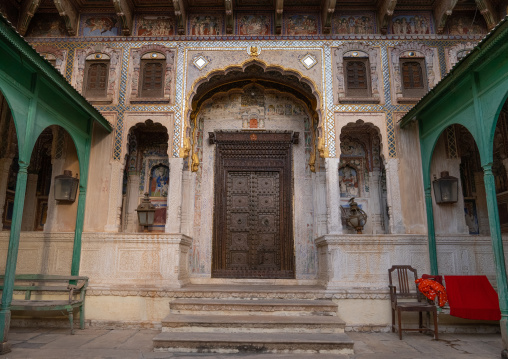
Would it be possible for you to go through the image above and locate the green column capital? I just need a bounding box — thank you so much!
[482,163,493,175]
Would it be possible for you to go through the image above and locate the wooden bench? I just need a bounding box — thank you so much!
[0,274,88,334]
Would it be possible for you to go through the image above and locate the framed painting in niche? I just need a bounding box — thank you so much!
[464,199,479,234]
[149,164,169,197]
[339,165,359,198]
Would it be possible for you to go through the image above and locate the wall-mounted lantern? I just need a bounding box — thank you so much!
[433,171,458,204]
[342,197,368,234]
[54,170,79,202]
[136,193,156,232]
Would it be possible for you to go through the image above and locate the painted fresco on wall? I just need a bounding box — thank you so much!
[188,14,223,35]
[284,14,319,35]
[464,199,479,235]
[332,12,376,34]
[80,14,120,36]
[388,12,434,35]
[136,15,174,36]
[237,14,272,35]
[149,198,167,230]
[339,165,359,197]
[149,165,169,197]
[445,14,487,35]
[26,14,67,37]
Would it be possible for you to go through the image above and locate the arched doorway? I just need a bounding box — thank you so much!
[339,120,388,234]
[186,63,322,279]
[121,120,169,233]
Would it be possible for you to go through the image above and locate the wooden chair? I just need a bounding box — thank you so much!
[388,265,438,340]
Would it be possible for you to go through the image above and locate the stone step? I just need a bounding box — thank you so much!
[161,313,346,333]
[169,298,338,316]
[152,332,354,354]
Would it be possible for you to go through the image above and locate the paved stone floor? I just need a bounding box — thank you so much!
[2,327,504,359]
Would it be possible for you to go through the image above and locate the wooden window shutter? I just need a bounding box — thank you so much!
[85,61,108,97]
[346,61,368,89]
[402,61,424,89]
[141,61,164,97]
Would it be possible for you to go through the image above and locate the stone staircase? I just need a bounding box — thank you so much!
[153,285,354,355]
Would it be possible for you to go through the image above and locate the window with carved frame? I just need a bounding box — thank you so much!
[400,57,427,99]
[83,53,110,99]
[139,52,166,99]
[344,57,371,98]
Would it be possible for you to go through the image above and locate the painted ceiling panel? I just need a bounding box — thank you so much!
[284,0,321,6]
[188,0,224,6]
[235,0,274,7]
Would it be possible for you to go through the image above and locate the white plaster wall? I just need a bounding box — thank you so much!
[395,117,427,234]
[430,135,469,235]
[84,122,116,232]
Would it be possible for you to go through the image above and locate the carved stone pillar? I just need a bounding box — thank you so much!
[44,158,65,232]
[105,161,124,232]
[385,158,405,234]
[166,157,183,233]
[324,157,343,234]
[369,169,384,234]
[474,171,490,235]
[0,158,12,231]
[125,172,140,232]
[20,173,38,231]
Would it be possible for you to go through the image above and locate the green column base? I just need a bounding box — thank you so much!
[501,316,508,352]
[0,341,11,355]
[0,309,11,354]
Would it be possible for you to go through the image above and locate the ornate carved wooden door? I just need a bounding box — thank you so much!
[211,131,297,278]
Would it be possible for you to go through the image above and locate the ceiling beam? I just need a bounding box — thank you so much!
[276,0,283,35]
[17,0,42,36]
[321,0,336,34]
[433,0,458,34]
[53,0,79,36]
[377,0,397,35]
[113,0,134,36]
[173,0,186,35]
[225,0,233,34]
[475,0,498,30]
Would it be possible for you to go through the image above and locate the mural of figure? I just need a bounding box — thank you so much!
[339,166,359,197]
[238,15,270,35]
[390,13,433,34]
[333,14,376,34]
[150,165,169,197]
[83,15,119,36]
[286,15,318,35]
[137,16,174,36]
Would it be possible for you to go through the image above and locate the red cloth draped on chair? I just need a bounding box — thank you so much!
[444,275,501,321]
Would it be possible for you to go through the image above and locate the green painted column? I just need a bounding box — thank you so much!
[482,164,508,350]
[71,186,87,276]
[424,186,439,275]
[0,161,29,353]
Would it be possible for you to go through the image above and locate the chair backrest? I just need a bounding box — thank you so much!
[388,265,421,300]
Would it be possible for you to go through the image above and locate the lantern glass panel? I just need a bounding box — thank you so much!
[147,211,155,226]
[137,211,147,226]
[54,173,79,202]
[433,173,458,204]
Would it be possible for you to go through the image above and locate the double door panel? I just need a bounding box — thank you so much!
[227,171,280,275]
